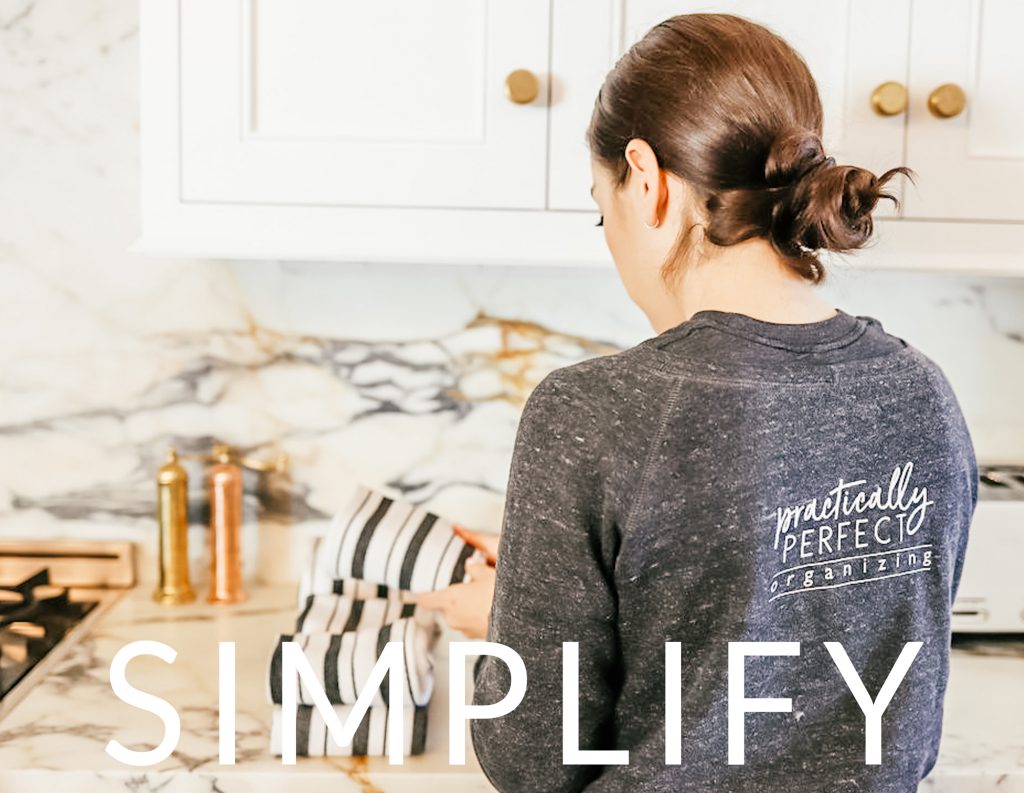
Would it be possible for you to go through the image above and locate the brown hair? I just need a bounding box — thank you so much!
[586,13,915,284]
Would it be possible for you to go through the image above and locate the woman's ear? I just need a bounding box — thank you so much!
[623,137,667,227]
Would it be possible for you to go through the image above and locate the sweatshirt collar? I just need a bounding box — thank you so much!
[654,307,868,353]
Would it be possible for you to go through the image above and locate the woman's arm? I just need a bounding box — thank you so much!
[471,370,621,793]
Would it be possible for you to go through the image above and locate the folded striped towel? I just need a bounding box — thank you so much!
[271,482,475,758]
[269,617,440,707]
[317,483,482,593]
[270,704,428,757]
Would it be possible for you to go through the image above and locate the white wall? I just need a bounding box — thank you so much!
[1,1,1022,584]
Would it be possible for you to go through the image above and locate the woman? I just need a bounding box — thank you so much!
[418,13,977,792]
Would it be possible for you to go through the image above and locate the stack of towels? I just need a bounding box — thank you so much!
[267,481,485,758]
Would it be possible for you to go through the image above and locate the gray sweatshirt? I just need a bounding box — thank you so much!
[471,308,978,793]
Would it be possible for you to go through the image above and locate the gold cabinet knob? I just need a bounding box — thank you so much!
[505,69,540,105]
[927,83,967,119]
[870,81,908,116]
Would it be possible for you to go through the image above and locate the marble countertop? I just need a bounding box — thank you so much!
[0,583,1021,792]
[0,583,494,793]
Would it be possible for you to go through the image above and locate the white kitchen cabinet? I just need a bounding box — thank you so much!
[138,0,1024,272]
[177,0,549,209]
[903,0,1024,220]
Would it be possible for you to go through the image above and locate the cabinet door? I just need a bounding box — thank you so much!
[904,0,1024,220]
[550,1,911,217]
[178,0,550,210]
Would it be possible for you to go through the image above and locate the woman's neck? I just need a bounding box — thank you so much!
[650,238,837,333]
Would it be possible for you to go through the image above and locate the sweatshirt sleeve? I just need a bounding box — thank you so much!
[917,354,979,609]
[470,369,621,793]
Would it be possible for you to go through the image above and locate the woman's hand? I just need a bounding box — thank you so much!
[415,529,500,640]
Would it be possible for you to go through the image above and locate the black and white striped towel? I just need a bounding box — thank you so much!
[269,482,475,757]
[269,617,440,707]
[317,483,483,593]
[270,704,428,757]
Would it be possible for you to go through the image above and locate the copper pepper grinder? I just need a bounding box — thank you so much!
[153,448,196,605]
[207,443,247,604]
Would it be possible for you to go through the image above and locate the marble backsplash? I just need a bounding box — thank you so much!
[2,255,1023,589]
[1,1,1023,589]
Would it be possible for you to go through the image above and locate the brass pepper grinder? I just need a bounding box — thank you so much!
[154,448,196,604]
[207,443,247,604]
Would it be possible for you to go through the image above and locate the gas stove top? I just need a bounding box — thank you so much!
[0,569,99,700]
[0,540,134,720]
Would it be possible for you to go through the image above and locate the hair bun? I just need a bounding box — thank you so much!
[765,127,911,259]
[764,127,831,189]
